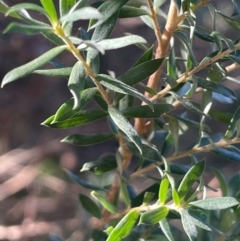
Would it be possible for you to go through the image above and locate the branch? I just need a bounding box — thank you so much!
[130,138,240,180]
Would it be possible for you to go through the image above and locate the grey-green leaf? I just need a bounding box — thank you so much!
[106,210,139,241]
[60,0,76,17]
[62,132,115,146]
[119,5,149,18]
[3,22,52,35]
[79,194,102,219]
[159,218,174,241]
[180,209,198,241]
[139,206,169,224]
[61,7,102,22]
[2,45,66,87]
[97,74,153,110]
[108,105,142,154]
[68,61,86,109]
[33,67,72,77]
[189,197,239,210]
[96,35,147,51]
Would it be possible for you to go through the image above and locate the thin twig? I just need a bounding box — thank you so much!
[130,138,240,180]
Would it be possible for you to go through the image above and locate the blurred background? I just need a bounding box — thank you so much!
[1,0,240,240]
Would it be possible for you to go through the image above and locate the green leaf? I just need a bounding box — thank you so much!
[61,7,102,22]
[207,63,226,82]
[62,132,115,146]
[3,22,52,35]
[217,11,240,31]
[106,210,139,241]
[122,104,173,118]
[87,12,118,74]
[180,209,198,241]
[143,192,155,205]
[225,106,240,139]
[228,54,240,65]
[6,3,47,16]
[96,35,147,51]
[119,5,149,18]
[133,45,153,67]
[65,170,105,191]
[81,154,117,174]
[0,1,21,18]
[60,0,76,17]
[40,0,58,24]
[165,172,180,206]
[108,105,142,154]
[159,218,174,241]
[159,175,170,205]
[2,46,66,87]
[211,168,227,196]
[189,197,239,210]
[89,0,129,29]
[170,92,207,117]
[120,179,131,207]
[68,61,86,109]
[53,88,98,122]
[33,67,72,76]
[97,74,153,110]
[119,58,165,85]
[168,115,179,153]
[139,206,169,224]
[174,31,197,67]
[43,109,108,128]
[196,77,236,99]
[126,142,161,161]
[79,194,102,219]
[70,0,89,11]
[91,191,117,213]
[178,160,205,201]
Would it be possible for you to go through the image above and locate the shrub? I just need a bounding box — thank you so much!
[1,0,240,240]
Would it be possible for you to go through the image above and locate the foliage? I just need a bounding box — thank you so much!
[1,0,240,240]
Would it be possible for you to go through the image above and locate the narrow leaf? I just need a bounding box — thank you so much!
[108,105,142,153]
[61,7,102,22]
[40,0,58,24]
[53,88,98,122]
[81,154,117,174]
[62,132,115,146]
[120,179,131,207]
[43,109,108,128]
[98,74,153,110]
[60,0,76,17]
[79,194,102,219]
[178,160,205,200]
[139,206,169,224]
[196,77,236,99]
[96,35,147,51]
[225,106,240,139]
[3,22,52,35]
[119,5,149,18]
[159,218,174,241]
[180,209,198,241]
[2,46,66,87]
[159,175,170,205]
[89,0,129,29]
[65,170,105,191]
[133,45,153,67]
[6,3,47,16]
[189,197,239,210]
[122,104,173,118]
[211,168,227,196]
[68,61,86,109]
[91,191,117,213]
[33,67,72,76]
[106,210,139,241]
